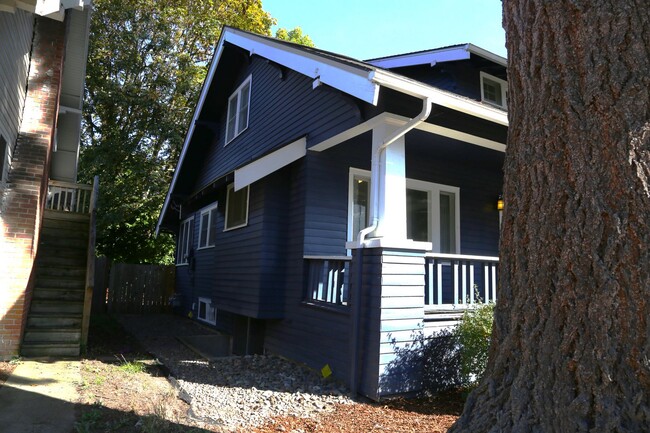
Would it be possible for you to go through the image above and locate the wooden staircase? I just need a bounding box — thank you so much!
[21,210,90,357]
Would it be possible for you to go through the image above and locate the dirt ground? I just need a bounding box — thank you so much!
[0,362,16,388]
[76,314,463,432]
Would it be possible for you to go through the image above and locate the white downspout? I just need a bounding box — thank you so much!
[357,96,433,244]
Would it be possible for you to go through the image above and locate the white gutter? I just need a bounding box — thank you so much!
[357,96,433,244]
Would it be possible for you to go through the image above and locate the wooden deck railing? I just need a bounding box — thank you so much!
[304,256,351,306]
[46,179,93,213]
[424,253,499,308]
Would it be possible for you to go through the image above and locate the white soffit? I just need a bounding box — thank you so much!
[367,43,507,68]
[224,29,380,105]
[234,137,306,191]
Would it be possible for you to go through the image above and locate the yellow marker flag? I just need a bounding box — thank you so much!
[321,364,332,378]
[188,311,193,318]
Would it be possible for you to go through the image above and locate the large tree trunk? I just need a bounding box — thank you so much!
[450,2,650,432]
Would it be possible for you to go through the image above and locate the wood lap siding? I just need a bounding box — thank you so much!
[0,10,33,169]
[194,55,360,191]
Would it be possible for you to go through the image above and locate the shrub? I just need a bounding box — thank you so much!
[454,302,495,385]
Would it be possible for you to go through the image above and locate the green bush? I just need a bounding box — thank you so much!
[454,302,495,385]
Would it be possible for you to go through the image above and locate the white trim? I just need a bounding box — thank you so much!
[224,29,380,105]
[225,75,252,145]
[311,112,506,153]
[234,137,306,191]
[176,216,194,265]
[367,43,507,69]
[197,202,218,250]
[347,168,461,253]
[371,70,508,126]
[197,297,217,325]
[480,71,508,110]
[224,183,249,231]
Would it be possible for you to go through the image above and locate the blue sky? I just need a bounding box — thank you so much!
[263,0,506,60]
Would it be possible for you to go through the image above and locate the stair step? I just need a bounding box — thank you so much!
[30,300,83,314]
[36,266,86,279]
[40,224,89,238]
[27,314,82,328]
[23,328,81,343]
[36,255,87,267]
[34,278,85,290]
[38,236,88,249]
[33,288,85,301]
[21,342,80,357]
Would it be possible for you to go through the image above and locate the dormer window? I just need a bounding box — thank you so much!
[225,75,251,144]
[480,72,507,110]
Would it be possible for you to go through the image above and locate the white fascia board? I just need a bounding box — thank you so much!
[156,35,226,235]
[367,46,470,68]
[234,137,306,191]
[371,70,508,126]
[467,44,507,67]
[224,29,380,105]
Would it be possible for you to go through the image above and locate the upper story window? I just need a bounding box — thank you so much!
[176,217,194,265]
[225,75,251,144]
[224,184,249,231]
[198,202,218,249]
[348,168,460,253]
[480,71,508,110]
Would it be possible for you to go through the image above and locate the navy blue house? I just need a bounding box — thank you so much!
[157,27,508,400]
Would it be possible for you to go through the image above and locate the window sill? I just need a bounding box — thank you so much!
[224,126,248,147]
[197,317,217,326]
[223,222,248,232]
[301,301,349,315]
[197,245,215,251]
[175,263,188,267]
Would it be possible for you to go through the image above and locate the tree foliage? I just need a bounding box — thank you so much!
[275,26,314,47]
[80,0,310,263]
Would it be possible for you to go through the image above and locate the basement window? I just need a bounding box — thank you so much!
[480,72,508,110]
[197,297,216,325]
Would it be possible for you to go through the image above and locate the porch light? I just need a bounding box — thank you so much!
[497,195,504,211]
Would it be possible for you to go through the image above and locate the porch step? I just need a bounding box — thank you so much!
[20,342,80,358]
[33,288,85,301]
[23,328,81,343]
[35,277,85,290]
[36,266,86,279]
[29,300,83,314]
[38,235,88,249]
[36,255,87,268]
[27,314,82,328]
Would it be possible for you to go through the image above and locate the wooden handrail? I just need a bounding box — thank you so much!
[80,175,99,349]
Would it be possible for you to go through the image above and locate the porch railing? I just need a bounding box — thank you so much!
[304,256,351,306]
[46,180,93,213]
[424,253,499,308]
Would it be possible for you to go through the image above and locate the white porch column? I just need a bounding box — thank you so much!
[371,119,407,240]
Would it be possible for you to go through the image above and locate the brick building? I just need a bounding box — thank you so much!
[0,0,92,359]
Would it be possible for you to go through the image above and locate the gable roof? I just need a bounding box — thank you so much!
[157,27,509,235]
[366,43,507,69]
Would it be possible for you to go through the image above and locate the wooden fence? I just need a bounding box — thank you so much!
[93,258,176,314]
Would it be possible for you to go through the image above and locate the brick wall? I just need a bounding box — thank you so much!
[0,16,66,360]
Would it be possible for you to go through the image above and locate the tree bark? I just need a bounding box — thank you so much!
[450,2,650,432]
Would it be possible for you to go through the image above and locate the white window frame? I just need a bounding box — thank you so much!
[224,183,249,231]
[176,217,194,266]
[197,297,217,325]
[225,75,252,145]
[197,202,218,249]
[347,168,461,253]
[480,71,508,110]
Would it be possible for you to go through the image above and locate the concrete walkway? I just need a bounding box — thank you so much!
[0,360,80,433]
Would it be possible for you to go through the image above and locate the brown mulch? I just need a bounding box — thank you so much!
[252,392,464,433]
[0,362,17,388]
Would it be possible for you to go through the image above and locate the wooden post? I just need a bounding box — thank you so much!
[80,175,99,348]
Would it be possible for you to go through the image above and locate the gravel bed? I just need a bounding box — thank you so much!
[116,314,354,431]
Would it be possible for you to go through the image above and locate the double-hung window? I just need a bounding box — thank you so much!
[198,202,218,249]
[225,75,251,144]
[348,168,460,253]
[224,184,249,230]
[176,217,193,265]
[480,71,508,110]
